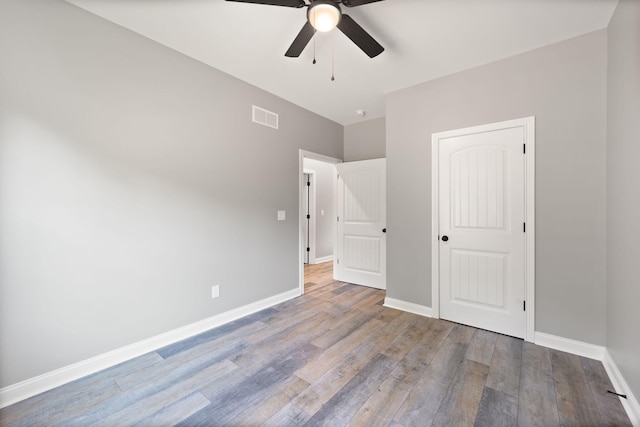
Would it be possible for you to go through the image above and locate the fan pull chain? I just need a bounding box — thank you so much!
[312,30,317,64]
[331,33,335,81]
[311,8,317,65]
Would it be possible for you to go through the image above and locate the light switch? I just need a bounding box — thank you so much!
[321,209,325,216]
[277,210,286,221]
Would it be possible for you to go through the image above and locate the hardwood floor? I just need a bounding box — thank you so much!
[1,262,631,426]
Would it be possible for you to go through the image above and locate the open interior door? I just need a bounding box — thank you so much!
[335,158,386,289]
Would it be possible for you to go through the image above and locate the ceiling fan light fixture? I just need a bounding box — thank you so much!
[309,3,341,32]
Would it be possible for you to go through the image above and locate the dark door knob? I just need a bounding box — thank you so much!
[441,235,449,242]
[382,228,387,233]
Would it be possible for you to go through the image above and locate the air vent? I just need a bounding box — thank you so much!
[252,105,279,129]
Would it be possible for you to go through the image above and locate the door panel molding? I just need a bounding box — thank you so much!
[431,117,535,342]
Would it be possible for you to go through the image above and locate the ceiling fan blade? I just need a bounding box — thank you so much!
[341,0,384,7]
[225,0,305,8]
[336,14,384,58]
[285,21,315,57]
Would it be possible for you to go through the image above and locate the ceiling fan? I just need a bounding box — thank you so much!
[225,0,385,58]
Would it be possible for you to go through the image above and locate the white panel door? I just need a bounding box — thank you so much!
[439,126,525,338]
[335,159,386,289]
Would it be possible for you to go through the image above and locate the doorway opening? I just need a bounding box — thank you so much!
[298,150,341,295]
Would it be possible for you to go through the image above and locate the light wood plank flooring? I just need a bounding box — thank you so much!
[1,262,631,426]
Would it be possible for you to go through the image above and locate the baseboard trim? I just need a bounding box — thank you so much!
[603,349,640,426]
[0,287,300,409]
[534,331,605,360]
[313,255,333,264]
[383,298,433,318]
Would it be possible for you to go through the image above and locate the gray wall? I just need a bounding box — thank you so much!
[0,0,342,388]
[386,30,607,345]
[606,0,640,404]
[303,158,335,260]
[344,117,386,161]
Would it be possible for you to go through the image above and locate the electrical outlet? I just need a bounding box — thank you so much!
[211,285,220,299]
[277,210,286,221]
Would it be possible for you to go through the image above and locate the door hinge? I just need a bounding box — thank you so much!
[306,181,311,187]
[523,222,526,232]
[306,247,310,252]
[523,143,526,154]
[337,258,340,264]
[337,216,340,222]
[307,214,310,219]
[523,301,526,311]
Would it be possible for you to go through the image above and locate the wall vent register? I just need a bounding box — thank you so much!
[252,105,279,129]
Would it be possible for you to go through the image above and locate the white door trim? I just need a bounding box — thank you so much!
[431,117,536,342]
[299,150,341,295]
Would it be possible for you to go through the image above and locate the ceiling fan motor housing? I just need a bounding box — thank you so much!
[307,0,342,32]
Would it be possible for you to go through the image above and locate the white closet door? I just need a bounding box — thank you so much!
[439,126,525,338]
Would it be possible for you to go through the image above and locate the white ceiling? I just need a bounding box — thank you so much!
[65,0,617,125]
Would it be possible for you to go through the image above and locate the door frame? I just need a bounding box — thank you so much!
[303,170,317,264]
[299,150,341,295]
[430,117,536,342]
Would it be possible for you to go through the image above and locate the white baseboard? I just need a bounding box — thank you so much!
[313,255,333,264]
[534,331,606,360]
[603,349,640,426]
[533,332,640,424]
[0,287,300,409]
[383,297,433,318]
